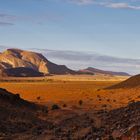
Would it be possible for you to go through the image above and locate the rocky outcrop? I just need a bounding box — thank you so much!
[0,48,77,77]
[0,88,50,139]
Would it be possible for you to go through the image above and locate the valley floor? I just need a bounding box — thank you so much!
[1,75,140,139]
[0,75,133,110]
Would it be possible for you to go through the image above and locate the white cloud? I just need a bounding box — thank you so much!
[68,0,94,5]
[31,48,140,74]
[105,2,140,10]
[66,0,140,10]
[0,22,14,26]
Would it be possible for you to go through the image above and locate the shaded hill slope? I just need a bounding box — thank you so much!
[107,74,140,89]
[3,67,44,77]
[0,88,52,139]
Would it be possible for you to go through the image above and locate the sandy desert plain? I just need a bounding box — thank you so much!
[0,74,131,110]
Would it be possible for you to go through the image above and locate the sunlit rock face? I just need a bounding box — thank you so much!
[0,48,76,76]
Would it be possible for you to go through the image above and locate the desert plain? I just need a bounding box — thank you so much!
[1,74,140,139]
[0,75,131,110]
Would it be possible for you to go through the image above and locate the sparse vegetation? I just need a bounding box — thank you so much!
[113,99,116,102]
[0,80,132,111]
[79,100,83,106]
[63,104,67,108]
[107,99,110,102]
[37,96,41,100]
[51,104,60,110]
[102,104,107,108]
[97,95,101,98]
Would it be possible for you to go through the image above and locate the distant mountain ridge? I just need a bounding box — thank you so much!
[79,67,130,76]
[0,48,130,77]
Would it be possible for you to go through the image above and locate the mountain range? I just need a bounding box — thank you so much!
[79,67,130,76]
[0,48,130,77]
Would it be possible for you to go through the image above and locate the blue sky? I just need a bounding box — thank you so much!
[1,0,140,74]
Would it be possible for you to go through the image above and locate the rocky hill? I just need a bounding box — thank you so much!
[0,48,77,77]
[0,88,52,139]
[107,74,140,89]
[0,49,130,77]
[80,67,130,76]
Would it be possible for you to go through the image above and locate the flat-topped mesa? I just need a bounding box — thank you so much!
[0,48,77,77]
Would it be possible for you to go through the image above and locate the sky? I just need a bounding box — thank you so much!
[1,0,140,74]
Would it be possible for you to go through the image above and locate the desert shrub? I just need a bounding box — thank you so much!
[79,100,83,106]
[51,104,60,110]
[137,95,140,98]
[37,96,41,100]
[102,104,107,108]
[113,99,116,102]
[63,104,67,108]
[107,99,110,102]
[97,95,101,98]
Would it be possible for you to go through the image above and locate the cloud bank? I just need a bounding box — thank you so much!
[0,22,14,26]
[67,0,140,10]
[0,46,140,75]
[0,12,62,27]
[31,48,140,75]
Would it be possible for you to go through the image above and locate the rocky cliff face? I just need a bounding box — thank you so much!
[0,48,77,76]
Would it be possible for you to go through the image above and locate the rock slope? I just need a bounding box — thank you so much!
[0,48,77,77]
[0,88,51,139]
[107,74,140,89]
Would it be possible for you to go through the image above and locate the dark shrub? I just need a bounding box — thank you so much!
[63,104,67,108]
[79,100,83,106]
[37,96,41,100]
[51,104,60,110]
[102,104,107,108]
[107,99,110,102]
[113,99,116,102]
